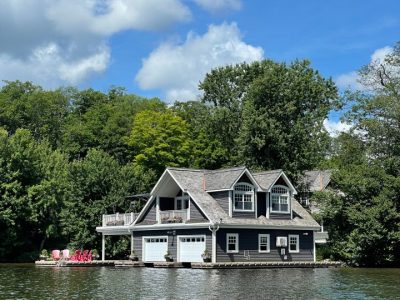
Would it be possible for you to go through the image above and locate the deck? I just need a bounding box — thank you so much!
[35,260,342,269]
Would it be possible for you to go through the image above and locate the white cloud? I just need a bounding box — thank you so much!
[0,0,192,87]
[371,46,393,62]
[194,0,241,13]
[135,22,264,101]
[335,71,365,90]
[335,46,394,90]
[0,43,110,88]
[323,119,352,137]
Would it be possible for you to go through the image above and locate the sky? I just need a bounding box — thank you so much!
[1,0,399,134]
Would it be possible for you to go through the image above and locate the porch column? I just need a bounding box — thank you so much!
[102,233,105,261]
[130,232,134,254]
[212,229,217,263]
[313,231,316,262]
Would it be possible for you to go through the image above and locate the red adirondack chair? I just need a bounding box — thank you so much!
[82,250,89,261]
[70,250,82,261]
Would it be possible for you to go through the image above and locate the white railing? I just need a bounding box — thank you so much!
[159,210,187,223]
[102,212,137,226]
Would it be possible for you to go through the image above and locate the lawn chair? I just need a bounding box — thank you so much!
[61,249,70,260]
[82,250,89,261]
[51,250,61,261]
[70,250,82,261]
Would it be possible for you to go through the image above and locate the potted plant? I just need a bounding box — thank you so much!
[92,249,100,260]
[164,250,173,262]
[129,250,138,261]
[201,249,211,262]
[39,249,49,261]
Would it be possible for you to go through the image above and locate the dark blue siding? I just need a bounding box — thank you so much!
[216,229,314,262]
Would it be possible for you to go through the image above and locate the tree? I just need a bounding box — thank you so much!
[314,41,400,266]
[200,60,338,176]
[0,129,69,261]
[0,81,69,147]
[61,149,137,254]
[126,110,192,178]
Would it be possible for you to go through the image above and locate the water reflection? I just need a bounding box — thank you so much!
[0,265,399,300]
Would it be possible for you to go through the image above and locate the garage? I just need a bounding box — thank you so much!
[178,236,206,262]
[143,237,168,262]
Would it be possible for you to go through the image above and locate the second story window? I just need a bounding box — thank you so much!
[175,193,189,210]
[270,185,290,213]
[233,183,254,212]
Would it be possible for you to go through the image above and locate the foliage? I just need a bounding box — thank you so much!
[314,41,400,266]
[126,110,192,179]
[0,128,69,261]
[200,60,339,176]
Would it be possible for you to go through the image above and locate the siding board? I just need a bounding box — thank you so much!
[216,229,314,262]
[189,199,208,222]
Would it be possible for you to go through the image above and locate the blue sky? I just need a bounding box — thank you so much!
[1,0,399,132]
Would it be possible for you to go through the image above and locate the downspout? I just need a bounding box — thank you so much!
[208,221,220,263]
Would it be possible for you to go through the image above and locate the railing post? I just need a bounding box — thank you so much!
[102,214,105,226]
[131,212,134,224]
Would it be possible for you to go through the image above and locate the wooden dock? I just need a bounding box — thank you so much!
[35,260,342,269]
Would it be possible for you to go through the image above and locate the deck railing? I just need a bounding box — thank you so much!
[102,212,137,226]
[159,210,187,223]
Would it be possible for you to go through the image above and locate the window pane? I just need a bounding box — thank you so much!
[281,203,288,212]
[290,243,296,251]
[228,243,236,251]
[177,200,182,210]
[243,201,252,210]
[260,245,267,251]
[234,200,242,210]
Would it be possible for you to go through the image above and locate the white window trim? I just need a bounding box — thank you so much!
[233,182,255,212]
[270,185,290,214]
[175,193,190,210]
[258,234,270,253]
[226,233,239,253]
[288,234,299,253]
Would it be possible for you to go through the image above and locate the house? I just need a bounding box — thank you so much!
[297,170,332,210]
[96,167,321,263]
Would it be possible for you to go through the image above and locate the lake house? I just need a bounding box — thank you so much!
[96,167,322,263]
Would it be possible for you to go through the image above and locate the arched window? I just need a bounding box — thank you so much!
[270,185,290,213]
[233,183,254,212]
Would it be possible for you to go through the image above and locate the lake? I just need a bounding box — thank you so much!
[0,265,399,299]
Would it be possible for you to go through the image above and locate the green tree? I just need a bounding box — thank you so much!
[61,149,136,254]
[126,110,192,178]
[200,60,338,175]
[0,81,69,147]
[0,129,69,261]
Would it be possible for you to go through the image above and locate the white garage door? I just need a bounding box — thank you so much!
[143,237,168,262]
[178,236,206,262]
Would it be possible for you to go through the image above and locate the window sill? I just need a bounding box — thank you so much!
[288,250,300,253]
[233,210,254,213]
[270,210,290,214]
[258,250,270,253]
[227,250,239,254]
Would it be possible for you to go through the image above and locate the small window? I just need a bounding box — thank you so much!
[258,234,270,253]
[227,233,239,253]
[233,183,254,212]
[288,235,299,253]
[270,185,290,213]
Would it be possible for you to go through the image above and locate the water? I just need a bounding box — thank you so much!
[0,265,399,300]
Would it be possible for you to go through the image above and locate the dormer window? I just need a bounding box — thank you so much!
[270,185,290,213]
[233,183,254,212]
[175,193,189,210]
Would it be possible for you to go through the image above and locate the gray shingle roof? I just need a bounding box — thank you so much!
[166,167,320,229]
[300,170,332,192]
[204,167,246,191]
[253,170,282,190]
